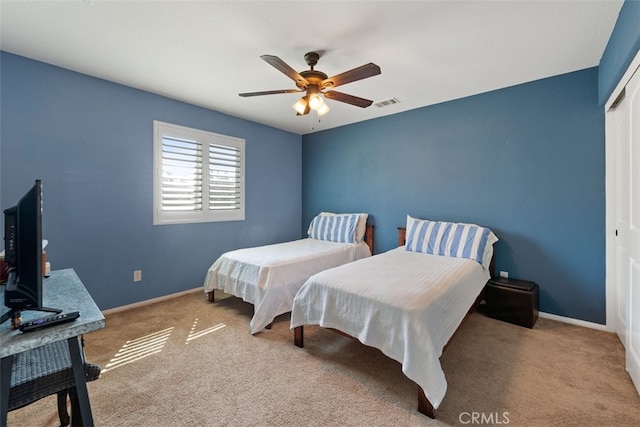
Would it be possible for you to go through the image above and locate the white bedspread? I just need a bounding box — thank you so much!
[203,238,371,334]
[290,247,489,410]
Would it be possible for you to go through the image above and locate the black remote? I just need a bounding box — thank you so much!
[19,311,81,333]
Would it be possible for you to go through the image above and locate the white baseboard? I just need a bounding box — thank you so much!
[539,311,611,332]
[102,287,202,316]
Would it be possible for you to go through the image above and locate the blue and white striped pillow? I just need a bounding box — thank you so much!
[308,213,359,243]
[405,215,497,266]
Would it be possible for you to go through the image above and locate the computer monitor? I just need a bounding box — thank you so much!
[1,179,60,328]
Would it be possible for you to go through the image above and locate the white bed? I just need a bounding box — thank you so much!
[290,216,497,418]
[203,213,373,334]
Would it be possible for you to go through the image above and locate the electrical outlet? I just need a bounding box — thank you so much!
[133,270,142,282]
[499,271,509,278]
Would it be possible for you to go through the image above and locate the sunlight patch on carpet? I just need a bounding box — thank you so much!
[186,318,226,343]
[101,327,174,373]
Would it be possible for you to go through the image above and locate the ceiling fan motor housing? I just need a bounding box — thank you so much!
[299,70,328,89]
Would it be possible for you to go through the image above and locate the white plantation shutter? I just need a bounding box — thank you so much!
[154,121,245,224]
[161,136,203,212]
[209,143,241,211]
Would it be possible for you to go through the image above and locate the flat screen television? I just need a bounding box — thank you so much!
[1,179,60,328]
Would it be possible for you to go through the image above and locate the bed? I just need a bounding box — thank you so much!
[203,213,374,334]
[290,215,497,418]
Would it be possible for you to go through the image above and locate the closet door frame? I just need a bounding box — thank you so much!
[606,49,640,338]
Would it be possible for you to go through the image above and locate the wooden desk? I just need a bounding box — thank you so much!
[0,269,105,426]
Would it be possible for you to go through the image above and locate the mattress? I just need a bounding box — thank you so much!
[204,238,371,333]
[290,246,490,409]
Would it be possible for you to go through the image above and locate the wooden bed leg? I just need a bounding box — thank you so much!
[294,326,304,348]
[417,385,435,419]
[208,291,215,303]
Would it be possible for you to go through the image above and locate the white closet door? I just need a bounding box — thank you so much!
[627,67,640,393]
[615,91,630,347]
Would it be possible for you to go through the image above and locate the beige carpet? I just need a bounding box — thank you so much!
[7,291,640,426]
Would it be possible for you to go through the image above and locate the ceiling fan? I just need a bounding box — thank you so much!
[239,52,381,116]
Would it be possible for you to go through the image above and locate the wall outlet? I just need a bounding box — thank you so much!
[499,271,509,278]
[133,270,142,282]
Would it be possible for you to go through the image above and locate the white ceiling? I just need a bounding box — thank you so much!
[0,0,623,135]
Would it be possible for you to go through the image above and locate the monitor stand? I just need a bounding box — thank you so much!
[0,306,62,330]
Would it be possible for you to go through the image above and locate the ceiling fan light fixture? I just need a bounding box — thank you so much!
[316,103,330,116]
[292,96,308,115]
[308,93,323,110]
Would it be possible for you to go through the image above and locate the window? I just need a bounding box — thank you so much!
[153,121,245,225]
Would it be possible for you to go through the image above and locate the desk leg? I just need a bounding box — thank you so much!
[67,336,94,426]
[1,354,14,427]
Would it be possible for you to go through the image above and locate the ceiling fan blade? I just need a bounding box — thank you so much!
[321,63,381,89]
[239,89,303,97]
[324,91,374,108]
[260,55,309,88]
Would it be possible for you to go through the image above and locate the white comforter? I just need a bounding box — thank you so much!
[203,238,371,334]
[290,247,490,410]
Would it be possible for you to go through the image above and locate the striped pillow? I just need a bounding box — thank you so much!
[318,212,368,242]
[405,215,497,266]
[308,213,359,243]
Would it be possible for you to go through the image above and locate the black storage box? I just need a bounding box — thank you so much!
[485,277,539,328]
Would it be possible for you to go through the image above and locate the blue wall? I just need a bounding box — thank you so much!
[302,68,605,324]
[599,0,640,104]
[0,52,302,310]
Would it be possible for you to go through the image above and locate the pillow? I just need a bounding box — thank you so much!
[405,215,498,269]
[308,213,360,243]
[309,212,369,243]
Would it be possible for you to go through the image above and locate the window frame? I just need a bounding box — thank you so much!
[153,120,245,225]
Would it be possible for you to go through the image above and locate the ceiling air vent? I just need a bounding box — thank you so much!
[374,97,400,108]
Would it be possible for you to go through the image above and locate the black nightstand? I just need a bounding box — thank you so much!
[485,277,539,328]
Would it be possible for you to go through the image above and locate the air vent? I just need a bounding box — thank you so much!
[374,97,400,108]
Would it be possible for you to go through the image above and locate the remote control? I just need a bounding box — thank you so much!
[19,311,81,333]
